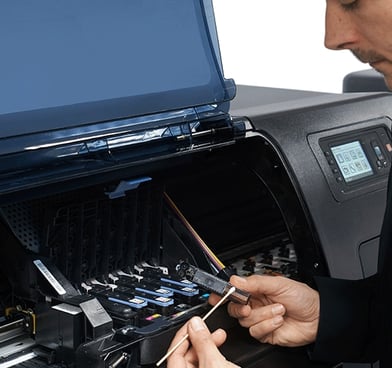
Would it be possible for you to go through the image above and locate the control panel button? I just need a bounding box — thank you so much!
[372,142,385,161]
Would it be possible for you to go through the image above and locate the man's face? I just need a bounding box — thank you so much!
[325,0,392,88]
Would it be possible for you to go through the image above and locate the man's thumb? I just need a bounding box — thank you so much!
[188,317,219,356]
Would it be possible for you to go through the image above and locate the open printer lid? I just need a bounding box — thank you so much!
[0,0,240,197]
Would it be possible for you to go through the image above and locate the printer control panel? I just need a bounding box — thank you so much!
[309,118,392,201]
[320,126,391,184]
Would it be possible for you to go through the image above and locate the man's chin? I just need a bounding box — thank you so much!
[382,75,392,91]
[368,64,392,91]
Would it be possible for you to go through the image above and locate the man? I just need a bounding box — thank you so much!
[167,0,392,366]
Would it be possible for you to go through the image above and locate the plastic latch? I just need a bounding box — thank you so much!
[105,176,152,199]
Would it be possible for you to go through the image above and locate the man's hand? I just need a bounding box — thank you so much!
[209,275,320,347]
[167,316,240,368]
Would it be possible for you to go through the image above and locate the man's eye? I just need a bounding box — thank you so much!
[340,0,359,10]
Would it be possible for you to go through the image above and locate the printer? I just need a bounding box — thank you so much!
[0,1,391,368]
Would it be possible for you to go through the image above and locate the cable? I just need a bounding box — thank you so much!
[163,192,225,269]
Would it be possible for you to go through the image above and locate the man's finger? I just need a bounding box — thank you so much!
[228,302,285,327]
[229,275,291,297]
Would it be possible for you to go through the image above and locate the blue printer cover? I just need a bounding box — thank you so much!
[0,0,236,194]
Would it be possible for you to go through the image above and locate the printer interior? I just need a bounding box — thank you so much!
[0,136,326,368]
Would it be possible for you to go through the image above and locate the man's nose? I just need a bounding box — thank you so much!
[324,2,358,50]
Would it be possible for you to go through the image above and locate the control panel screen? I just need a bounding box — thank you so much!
[330,141,374,183]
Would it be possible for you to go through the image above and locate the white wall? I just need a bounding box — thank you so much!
[213,1,365,93]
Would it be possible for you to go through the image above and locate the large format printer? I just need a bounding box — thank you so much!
[0,2,391,368]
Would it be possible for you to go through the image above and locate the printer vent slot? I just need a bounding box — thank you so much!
[46,186,162,284]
